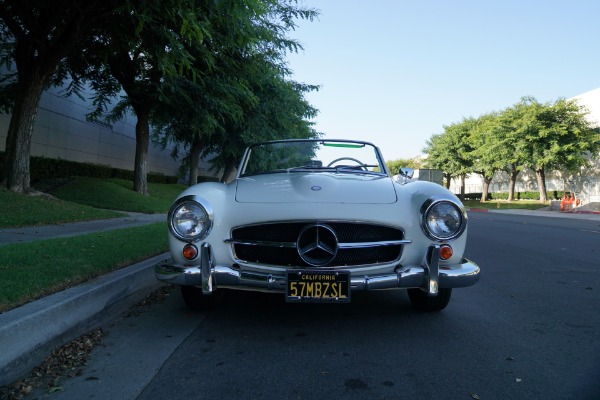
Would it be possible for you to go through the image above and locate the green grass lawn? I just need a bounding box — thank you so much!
[48,177,187,214]
[0,178,186,311]
[0,188,126,228]
[0,178,187,229]
[0,223,168,312]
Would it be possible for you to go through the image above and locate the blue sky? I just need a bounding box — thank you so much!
[285,0,600,161]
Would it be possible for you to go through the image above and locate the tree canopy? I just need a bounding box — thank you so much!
[385,157,424,177]
[151,1,320,184]
[0,0,320,193]
[422,97,600,202]
[0,0,124,193]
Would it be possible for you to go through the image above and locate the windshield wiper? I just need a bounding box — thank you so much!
[241,169,288,177]
[333,164,380,173]
[285,165,336,173]
[283,164,383,174]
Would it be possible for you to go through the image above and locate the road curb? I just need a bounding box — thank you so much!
[0,253,170,386]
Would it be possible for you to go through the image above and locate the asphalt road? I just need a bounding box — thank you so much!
[43,212,600,400]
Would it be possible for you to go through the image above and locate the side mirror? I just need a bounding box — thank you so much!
[399,167,414,179]
[394,167,414,185]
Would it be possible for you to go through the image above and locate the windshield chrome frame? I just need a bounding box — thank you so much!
[236,139,389,179]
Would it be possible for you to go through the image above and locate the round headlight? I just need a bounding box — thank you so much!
[423,200,465,240]
[169,197,212,241]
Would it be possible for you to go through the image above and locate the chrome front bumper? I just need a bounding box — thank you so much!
[155,243,480,295]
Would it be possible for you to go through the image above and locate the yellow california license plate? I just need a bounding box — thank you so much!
[286,270,350,303]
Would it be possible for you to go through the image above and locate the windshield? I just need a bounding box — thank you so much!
[239,139,386,177]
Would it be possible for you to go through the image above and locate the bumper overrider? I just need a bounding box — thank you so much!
[155,243,480,295]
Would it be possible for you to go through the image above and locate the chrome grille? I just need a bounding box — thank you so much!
[230,222,404,267]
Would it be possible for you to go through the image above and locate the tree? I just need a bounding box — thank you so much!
[76,0,318,192]
[469,112,504,202]
[541,98,600,176]
[520,97,598,202]
[423,118,475,198]
[152,70,254,186]
[198,0,320,183]
[386,157,424,176]
[423,134,452,189]
[211,65,320,182]
[0,0,122,193]
[70,0,211,194]
[494,99,535,201]
[152,0,319,184]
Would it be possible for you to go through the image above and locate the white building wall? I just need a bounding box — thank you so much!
[0,85,214,178]
[574,87,600,126]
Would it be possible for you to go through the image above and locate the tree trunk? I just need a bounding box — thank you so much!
[2,74,47,193]
[444,173,451,189]
[1,1,102,193]
[188,133,202,186]
[508,167,519,202]
[133,111,150,195]
[536,167,548,202]
[458,175,465,201]
[220,159,236,183]
[481,176,492,203]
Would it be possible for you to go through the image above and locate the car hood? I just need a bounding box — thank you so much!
[235,173,397,204]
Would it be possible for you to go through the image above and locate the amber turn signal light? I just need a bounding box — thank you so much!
[183,244,198,260]
[439,244,453,260]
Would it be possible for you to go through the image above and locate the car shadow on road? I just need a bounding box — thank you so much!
[184,288,453,327]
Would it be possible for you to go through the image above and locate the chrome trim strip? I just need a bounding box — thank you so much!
[155,258,480,292]
[425,244,440,294]
[224,239,297,248]
[200,243,214,294]
[229,219,406,235]
[155,264,203,286]
[224,239,411,248]
[339,240,412,248]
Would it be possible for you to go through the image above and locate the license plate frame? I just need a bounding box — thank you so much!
[286,269,350,303]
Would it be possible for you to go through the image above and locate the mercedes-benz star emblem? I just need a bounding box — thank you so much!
[297,224,339,266]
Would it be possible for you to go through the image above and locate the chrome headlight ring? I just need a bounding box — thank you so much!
[168,195,213,242]
[421,198,467,241]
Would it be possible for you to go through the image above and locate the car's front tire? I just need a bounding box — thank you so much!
[407,288,452,312]
[181,286,214,310]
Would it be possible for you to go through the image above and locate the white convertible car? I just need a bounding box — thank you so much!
[155,139,480,311]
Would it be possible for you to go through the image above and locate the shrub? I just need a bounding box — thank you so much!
[468,191,557,201]
[0,152,178,184]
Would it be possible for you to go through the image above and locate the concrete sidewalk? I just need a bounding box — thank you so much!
[0,212,166,246]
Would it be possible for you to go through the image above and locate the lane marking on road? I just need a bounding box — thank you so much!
[580,229,600,234]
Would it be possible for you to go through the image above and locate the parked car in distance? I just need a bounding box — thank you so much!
[155,139,480,311]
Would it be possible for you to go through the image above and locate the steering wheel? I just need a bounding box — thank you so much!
[327,157,368,171]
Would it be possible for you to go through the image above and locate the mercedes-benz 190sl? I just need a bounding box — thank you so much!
[155,139,480,311]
